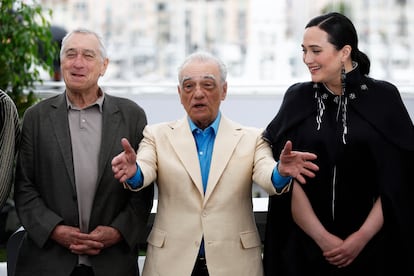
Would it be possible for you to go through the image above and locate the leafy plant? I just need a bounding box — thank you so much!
[321,1,352,16]
[0,0,59,116]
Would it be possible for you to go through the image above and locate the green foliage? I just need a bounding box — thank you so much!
[321,1,352,16]
[0,0,59,116]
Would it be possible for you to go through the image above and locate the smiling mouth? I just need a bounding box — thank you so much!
[309,65,320,73]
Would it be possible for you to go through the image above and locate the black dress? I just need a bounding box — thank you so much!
[262,67,414,276]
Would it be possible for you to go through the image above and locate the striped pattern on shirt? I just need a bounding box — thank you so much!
[0,89,21,209]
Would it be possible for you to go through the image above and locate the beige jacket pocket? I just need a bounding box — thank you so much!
[147,227,167,248]
[240,230,261,249]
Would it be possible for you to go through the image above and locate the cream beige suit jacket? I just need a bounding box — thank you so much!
[130,115,289,276]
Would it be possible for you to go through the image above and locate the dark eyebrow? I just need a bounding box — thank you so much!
[302,44,322,51]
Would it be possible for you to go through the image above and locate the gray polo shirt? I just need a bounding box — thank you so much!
[67,92,104,265]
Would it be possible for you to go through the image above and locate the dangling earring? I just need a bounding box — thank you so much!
[337,63,346,120]
[341,63,346,96]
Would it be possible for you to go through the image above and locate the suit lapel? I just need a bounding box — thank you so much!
[167,118,204,196]
[204,117,242,202]
[49,94,76,190]
[97,96,120,184]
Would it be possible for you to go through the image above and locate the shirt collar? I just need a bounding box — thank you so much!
[66,88,105,112]
[188,111,221,134]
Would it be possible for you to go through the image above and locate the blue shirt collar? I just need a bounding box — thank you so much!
[188,112,221,134]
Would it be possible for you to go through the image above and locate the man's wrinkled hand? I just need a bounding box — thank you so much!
[278,140,319,184]
[111,138,138,183]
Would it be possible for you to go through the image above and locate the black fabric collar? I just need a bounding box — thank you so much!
[264,67,414,151]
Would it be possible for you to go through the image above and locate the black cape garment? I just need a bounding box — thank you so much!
[262,67,414,276]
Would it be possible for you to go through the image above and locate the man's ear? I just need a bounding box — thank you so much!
[221,81,228,100]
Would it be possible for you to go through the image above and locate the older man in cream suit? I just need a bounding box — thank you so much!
[112,51,319,276]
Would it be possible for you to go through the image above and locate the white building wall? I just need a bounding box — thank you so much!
[40,0,414,84]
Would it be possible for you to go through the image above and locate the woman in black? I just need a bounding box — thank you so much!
[262,12,414,276]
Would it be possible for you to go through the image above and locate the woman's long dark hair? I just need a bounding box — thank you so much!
[306,12,370,75]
